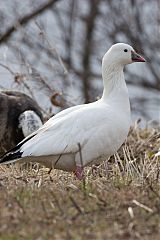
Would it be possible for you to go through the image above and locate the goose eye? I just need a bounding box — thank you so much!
[124,49,128,52]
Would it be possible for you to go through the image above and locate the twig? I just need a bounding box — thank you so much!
[48,168,52,174]
[35,21,68,75]
[69,196,84,214]
[128,207,134,219]
[78,143,86,192]
[14,196,26,215]
[132,199,153,213]
[0,62,15,75]
[54,145,68,168]
[146,177,160,200]
[50,191,64,215]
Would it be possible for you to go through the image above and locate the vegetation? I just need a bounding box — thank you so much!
[0,125,159,240]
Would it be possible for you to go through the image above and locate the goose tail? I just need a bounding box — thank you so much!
[0,133,36,164]
[0,149,23,164]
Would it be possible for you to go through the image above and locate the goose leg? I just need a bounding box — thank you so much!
[75,166,84,180]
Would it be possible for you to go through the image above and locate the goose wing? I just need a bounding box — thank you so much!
[20,103,108,157]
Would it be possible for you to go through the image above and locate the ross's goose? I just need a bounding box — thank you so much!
[0,43,145,179]
[0,90,43,153]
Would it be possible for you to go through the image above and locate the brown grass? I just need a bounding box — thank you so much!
[0,126,160,240]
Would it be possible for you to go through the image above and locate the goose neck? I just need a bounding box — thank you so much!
[101,63,127,100]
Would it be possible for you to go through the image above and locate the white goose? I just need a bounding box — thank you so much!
[0,43,145,179]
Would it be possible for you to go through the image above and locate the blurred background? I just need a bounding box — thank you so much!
[0,0,159,123]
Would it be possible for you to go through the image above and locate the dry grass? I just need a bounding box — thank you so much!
[0,125,160,240]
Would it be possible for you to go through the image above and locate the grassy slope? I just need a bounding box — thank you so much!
[0,126,160,240]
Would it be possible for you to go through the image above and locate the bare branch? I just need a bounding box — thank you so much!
[81,0,100,102]
[0,0,59,44]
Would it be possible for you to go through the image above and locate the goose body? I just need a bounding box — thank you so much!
[0,43,146,179]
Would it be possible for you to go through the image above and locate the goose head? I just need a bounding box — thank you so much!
[103,43,146,67]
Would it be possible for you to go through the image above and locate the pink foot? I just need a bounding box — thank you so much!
[75,166,84,180]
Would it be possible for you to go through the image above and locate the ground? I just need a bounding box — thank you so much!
[0,125,160,240]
